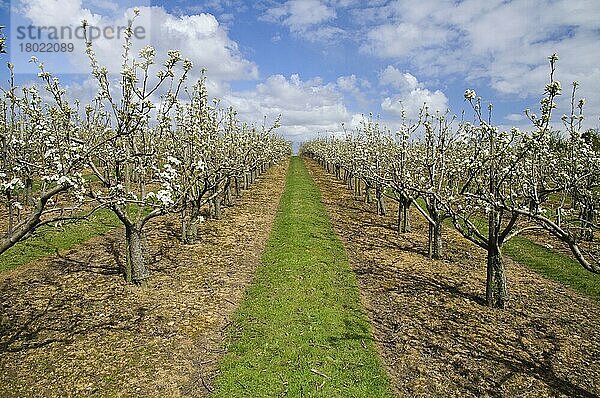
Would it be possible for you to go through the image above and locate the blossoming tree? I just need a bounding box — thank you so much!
[302,54,599,308]
[0,62,90,254]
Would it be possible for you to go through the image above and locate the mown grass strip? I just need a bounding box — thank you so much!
[0,208,120,272]
[504,236,600,300]
[212,157,392,398]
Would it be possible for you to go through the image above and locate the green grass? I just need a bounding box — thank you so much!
[504,236,600,300]
[212,157,392,398]
[0,208,120,272]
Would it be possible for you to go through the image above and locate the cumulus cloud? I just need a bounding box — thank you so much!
[223,73,352,141]
[358,0,600,123]
[301,25,347,42]
[193,0,249,14]
[379,66,448,119]
[18,0,100,28]
[379,65,419,91]
[381,91,448,119]
[153,10,258,81]
[336,74,371,105]
[15,0,258,83]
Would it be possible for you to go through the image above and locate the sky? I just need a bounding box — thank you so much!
[1,0,599,147]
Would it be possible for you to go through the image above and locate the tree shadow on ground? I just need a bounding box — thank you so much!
[0,275,135,354]
[0,229,168,356]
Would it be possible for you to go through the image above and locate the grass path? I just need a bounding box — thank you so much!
[212,157,392,397]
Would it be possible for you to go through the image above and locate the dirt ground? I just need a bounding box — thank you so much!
[305,158,600,398]
[0,161,288,398]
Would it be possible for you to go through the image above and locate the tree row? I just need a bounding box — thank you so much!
[302,55,599,308]
[0,17,291,284]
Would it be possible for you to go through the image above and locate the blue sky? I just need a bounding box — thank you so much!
[1,0,599,145]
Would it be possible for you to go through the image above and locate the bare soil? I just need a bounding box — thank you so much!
[305,158,600,398]
[0,161,288,398]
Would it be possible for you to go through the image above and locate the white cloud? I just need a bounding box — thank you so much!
[190,0,249,14]
[16,1,258,83]
[87,0,119,13]
[261,0,346,42]
[336,74,371,105]
[155,10,258,81]
[19,0,98,27]
[271,33,282,43]
[224,73,352,141]
[362,22,450,58]
[381,90,448,119]
[302,25,347,42]
[263,0,336,31]
[379,66,448,119]
[336,74,357,91]
[505,113,526,122]
[357,0,600,125]
[379,66,419,91]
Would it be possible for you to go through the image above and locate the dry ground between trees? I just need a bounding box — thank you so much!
[305,158,600,398]
[0,162,288,398]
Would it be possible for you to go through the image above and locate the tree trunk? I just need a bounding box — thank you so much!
[183,219,198,244]
[399,198,411,233]
[181,209,199,244]
[485,126,507,308]
[125,223,148,286]
[428,220,443,259]
[376,185,386,216]
[7,191,14,235]
[486,210,507,308]
[224,179,233,206]
[432,220,442,259]
[486,245,507,308]
[428,223,433,258]
[25,177,33,205]
[397,200,403,233]
[213,191,222,220]
[427,203,443,259]
[580,204,595,241]
[364,185,372,204]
